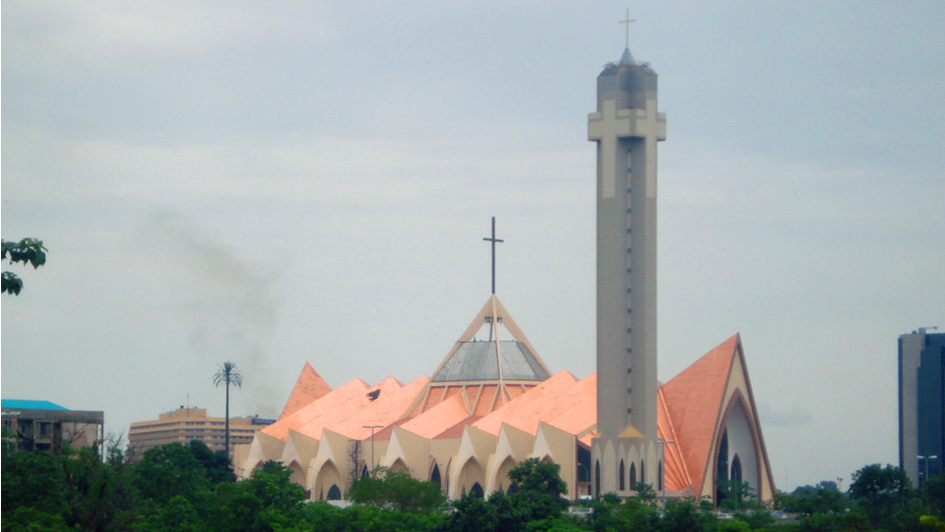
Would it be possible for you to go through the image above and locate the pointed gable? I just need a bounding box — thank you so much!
[279,362,333,419]
[659,334,740,497]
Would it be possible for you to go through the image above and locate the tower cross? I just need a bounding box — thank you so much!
[619,9,636,49]
[482,216,504,294]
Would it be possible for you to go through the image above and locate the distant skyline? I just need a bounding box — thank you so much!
[3,1,943,491]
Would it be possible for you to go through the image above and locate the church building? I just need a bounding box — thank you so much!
[234,37,775,504]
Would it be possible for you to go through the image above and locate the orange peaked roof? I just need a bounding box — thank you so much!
[263,333,759,499]
[660,333,741,496]
[279,362,332,419]
[473,371,581,435]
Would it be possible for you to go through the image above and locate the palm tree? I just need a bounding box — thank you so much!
[213,361,243,457]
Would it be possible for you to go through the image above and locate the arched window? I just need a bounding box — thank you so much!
[507,483,519,495]
[716,429,730,505]
[629,462,637,489]
[731,454,742,484]
[716,429,729,481]
[431,463,441,487]
[361,465,369,478]
[641,463,645,486]
[326,485,341,500]
[470,483,484,498]
[619,460,626,490]
[594,460,601,498]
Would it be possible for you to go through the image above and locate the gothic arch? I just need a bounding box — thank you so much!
[458,458,485,497]
[314,461,343,501]
[714,390,763,502]
[494,456,517,494]
[287,460,306,487]
[389,458,409,474]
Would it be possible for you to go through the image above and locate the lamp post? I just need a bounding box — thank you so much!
[363,425,382,476]
[919,455,939,487]
[657,439,675,509]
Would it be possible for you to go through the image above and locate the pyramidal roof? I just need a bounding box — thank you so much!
[279,362,332,419]
[429,294,551,383]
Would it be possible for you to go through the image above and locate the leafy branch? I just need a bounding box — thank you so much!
[2,238,48,295]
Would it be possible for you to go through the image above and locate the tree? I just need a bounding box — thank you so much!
[849,463,914,528]
[506,458,570,522]
[348,466,445,513]
[2,238,47,295]
[779,481,849,516]
[212,361,243,457]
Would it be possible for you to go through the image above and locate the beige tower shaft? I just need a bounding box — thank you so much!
[588,47,666,495]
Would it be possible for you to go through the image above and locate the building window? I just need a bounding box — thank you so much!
[619,460,626,490]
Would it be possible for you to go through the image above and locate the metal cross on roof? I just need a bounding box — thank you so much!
[482,216,504,294]
[619,9,636,50]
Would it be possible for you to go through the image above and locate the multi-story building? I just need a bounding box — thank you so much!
[899,328,945,487]
[1,399,104,453]
[128,407,274,457]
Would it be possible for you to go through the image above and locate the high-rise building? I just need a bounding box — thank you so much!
[899,328,945,487]
[128,407,274,457]
[588,39,666,495]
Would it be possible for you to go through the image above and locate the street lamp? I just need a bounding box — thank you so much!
[363,425,383,475]
[919,455,939,487]
[656,439,675,508]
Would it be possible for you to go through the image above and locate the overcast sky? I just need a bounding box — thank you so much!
[2,1,943,491]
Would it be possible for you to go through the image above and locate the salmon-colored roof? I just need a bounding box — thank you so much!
[659,334,740,496]
[540,372,596,435]
[279,362,332,419]
[401,394,471,439]
[263,377,369,439]
[473,371,579,435]
[263,332,749,498]
[657,385,692,492]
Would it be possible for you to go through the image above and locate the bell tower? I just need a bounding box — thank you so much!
[588,30,666,495]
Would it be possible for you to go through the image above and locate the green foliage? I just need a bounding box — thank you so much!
[213,362,244,389]
[2,238,47,295]
[922,474,945,518]
[446,493,498,532]
[798,509,870,532]
[348,466,445,512]
[777,481,850,516]
[16,449,945,532]
[2,449,69,517]
[187,440,236,485]
[660,498,717,532]
[614,496,659,531]
[632,482,656,501]
[849,463,914,527]
[921,515,945,531]
[717,479,763,511]
[849,463,912,505]
[133,443,213,505]
[506,458,570,524]
[3,506,76,532]
[717,517,752,532]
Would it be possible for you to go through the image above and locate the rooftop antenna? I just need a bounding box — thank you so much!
[619,8,636,49]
